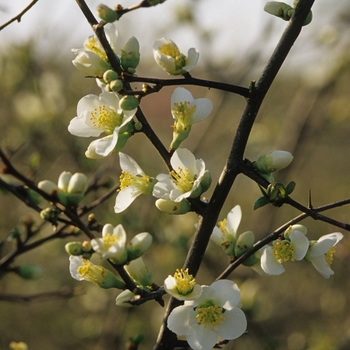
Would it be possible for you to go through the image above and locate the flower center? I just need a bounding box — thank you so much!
[196,300,225,330]
[77,259,105,284]
[90,105,123,133]
[174,268,196,295]
[325,246,336,266]
[170,167,195,193]
[103,233,120,250]
[158,43,186,70]
[85,37,108,61]
[119,171,153,194]
[272,240,295,263]
[172,101,196,131]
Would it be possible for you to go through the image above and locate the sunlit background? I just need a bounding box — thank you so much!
[1,0,350,349]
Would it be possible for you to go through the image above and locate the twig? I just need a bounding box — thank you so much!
[0,0,40,31]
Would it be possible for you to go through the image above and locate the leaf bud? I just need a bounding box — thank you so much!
[65,242,84,256]
[103,69,120,83]
[17,264,44,280]
[119,95,139,111]
[109,79,124,92]
[97,4,120,22]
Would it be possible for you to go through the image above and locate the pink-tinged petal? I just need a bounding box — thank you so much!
[114,186,142,213]
[217,307,247,340]
[226,205,242,237]
[261,246,285,275]
[119,153,144,175]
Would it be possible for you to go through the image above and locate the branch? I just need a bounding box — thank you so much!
[0,0,40,31]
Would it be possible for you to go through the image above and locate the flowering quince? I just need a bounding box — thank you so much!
[170,87,213,150]
[152,148,209,202]
[90,223,128,263]
[153,38,199,75]
[167,280,247,350]
[114,152,157,213]
[72,23,119,76]
[211,205,242,257]
[260,224,309,275]
[305,232,343,278]
[69,255,125,289]
[255,150,293,174]
[68,91,137,158]
[164,268,202,301]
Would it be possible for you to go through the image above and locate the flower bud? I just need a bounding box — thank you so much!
[81,240,92,252]
[40,207,58,224]
[38,180,58,196]
[255,150,293,173]
[199,170,212,193]
[125,257,153,287]
[115,290,137,308]
[65,242,84,256]
[155,198,191,214]
[58,171,72,192]
[127,232,153,261]
[119,95,139,111]
[121,37,140,74]
[234,231,255,257]
[97,4,120,22]
[17,264,44,280]
[103,69,119,83]
[284,224,307,239]
[67,173,88,204]
[109,79,124,92]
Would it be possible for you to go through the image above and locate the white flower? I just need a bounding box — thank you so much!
[305,232,343,278]
[90,223,127,263]
[211,205,242,256]
[164,268,202,301]
[69,255,125,289]
[170,87,213,150]
[152,148,207,202]
[153,38,199,75]
[114,153,157,213]
[72,23,119,76]
[261,225,309,275]
[68,91,136,158]
[167,280,247,350]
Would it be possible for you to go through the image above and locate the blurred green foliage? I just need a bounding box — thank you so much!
[1,3,350,350]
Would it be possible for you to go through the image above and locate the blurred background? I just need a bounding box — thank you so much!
[1,0,350,349]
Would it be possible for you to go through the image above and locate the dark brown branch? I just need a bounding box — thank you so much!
[0,0,39,31]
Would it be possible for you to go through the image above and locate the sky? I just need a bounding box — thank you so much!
[0,0,345,74]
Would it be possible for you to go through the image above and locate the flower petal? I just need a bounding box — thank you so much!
[226,205,242,237]
[261,246,285,275]
[191,98,213,123]
[290,230,309,260]
[119,153,144,175]
[217,307,247,340]
[114,186,143,213]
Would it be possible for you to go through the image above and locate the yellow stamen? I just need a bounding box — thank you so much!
[325,246,336,266]
[85,37,108,61]
[172,101,196,131]
[272,240,295,263]
[102,233,120,250]
[158,43,187,70]
[196,301,225,330]
[170,167,195,193]
[90,105,123,133]
[119,171,152,192]
[174,268,196,295]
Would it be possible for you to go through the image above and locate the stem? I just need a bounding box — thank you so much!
[153,1,315,348]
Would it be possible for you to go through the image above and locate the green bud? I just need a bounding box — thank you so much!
[121,37,140,73]
[256,150,293,173]
[97,4,120,22]
[234,231,255,257]
[66,173,88,204]
[127,232,153,261]
[17,264,44,280]
[286,181,296,194]
[264,2,294,21]
[302,10,312,25]
[40,207,58,224]
[7,227,21,242]
[65,242,84,256]
[103,69,120,83]
[134,121,143,131]
[24,187,43,205]
[81,240,92,252]
[199,170,212,193]
[119,95,139,111]
[125,257,153,287]
[155,198,191,214]
[148,0,166,5]
[109,79,124,92]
